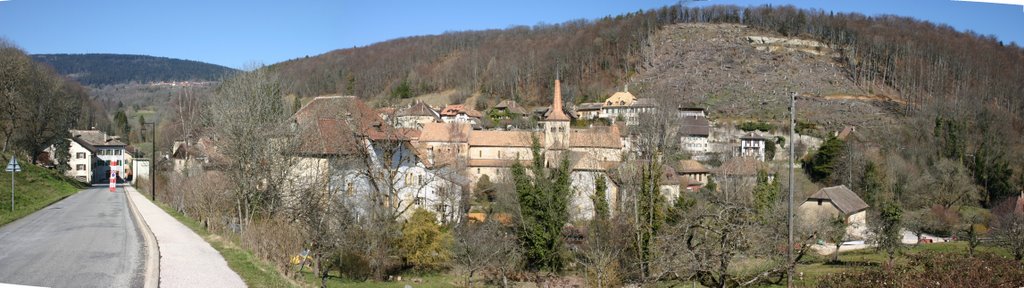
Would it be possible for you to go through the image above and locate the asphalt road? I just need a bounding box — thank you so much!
[0,185,144,288]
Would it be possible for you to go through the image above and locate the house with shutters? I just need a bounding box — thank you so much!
[54,130,129,183]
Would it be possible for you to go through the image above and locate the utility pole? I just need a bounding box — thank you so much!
[787,92,796,287]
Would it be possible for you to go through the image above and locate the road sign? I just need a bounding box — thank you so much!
[7,158,17,212]
[5,158,20,172]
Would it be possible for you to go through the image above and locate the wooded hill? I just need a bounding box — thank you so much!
[268,4,1024,122]
[31,53,238,86]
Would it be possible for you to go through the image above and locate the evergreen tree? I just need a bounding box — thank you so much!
[703,176,718,193]
[635,160,666,278]
[873,200,903,265]
[803,136,844,182]
[972,141,1015,207]
[666,189,695,225]
[934,116,966,161]
[137,114,146,141]
[859,162,885,208]
[592,175,609,225]
[113,109,130,138]
[752,169,779,220]
[475,174,496,203]
[511,136,571,271]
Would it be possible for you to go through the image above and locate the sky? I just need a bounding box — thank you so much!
[0,0,1021,69]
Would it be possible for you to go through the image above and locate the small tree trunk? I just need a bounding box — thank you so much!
[833,243,841,263]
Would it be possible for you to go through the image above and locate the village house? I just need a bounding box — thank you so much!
[575,102,604,120]
[286,96,466,223]
[713,156,772,196]
[678,107,708,118]
[599,87,657,126]
[739,132,768,161]
[490,100,530,118]
[439,104,484,126]
[53,129,128,183]
[798,185,870,239]
[394,101,440,129]
[680,112,711,156]
[676,160,710,192]
[170,137,224,173]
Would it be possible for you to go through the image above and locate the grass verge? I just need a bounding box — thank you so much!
[152,201,299,288]
[0,155,84,227]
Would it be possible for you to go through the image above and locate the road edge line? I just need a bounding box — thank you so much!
[125,185,161,288]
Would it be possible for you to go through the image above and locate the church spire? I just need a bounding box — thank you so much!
[546,79,570,121]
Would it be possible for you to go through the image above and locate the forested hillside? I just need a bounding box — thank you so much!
[31,53,238,86]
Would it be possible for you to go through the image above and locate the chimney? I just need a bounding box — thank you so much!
[625,84,629,93]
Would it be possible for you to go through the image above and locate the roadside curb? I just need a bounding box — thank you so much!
[124,185,161,288]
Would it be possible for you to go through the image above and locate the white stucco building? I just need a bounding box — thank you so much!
[58,130,128,183]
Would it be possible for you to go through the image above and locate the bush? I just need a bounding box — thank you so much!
[241,217,304,276]
[399,209,453,272]
[737,121,775,132]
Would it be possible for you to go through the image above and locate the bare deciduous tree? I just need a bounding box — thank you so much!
[209,66,292,228]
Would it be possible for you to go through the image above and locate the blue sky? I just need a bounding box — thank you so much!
[0,0,1021,69]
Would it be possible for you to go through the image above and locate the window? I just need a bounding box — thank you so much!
[414,197,425,206]
[76,164,86,171]
[817,199,822,206]
[76,152,86,159]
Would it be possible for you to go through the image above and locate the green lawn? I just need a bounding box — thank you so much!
[153,201,299,288]
[0,155,84,226]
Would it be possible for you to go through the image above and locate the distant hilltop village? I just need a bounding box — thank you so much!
[149,80,218,87]
[61,78,830,223]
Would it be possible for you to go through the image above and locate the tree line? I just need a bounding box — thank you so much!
[31,53,238,87]
[0,40,104,171]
